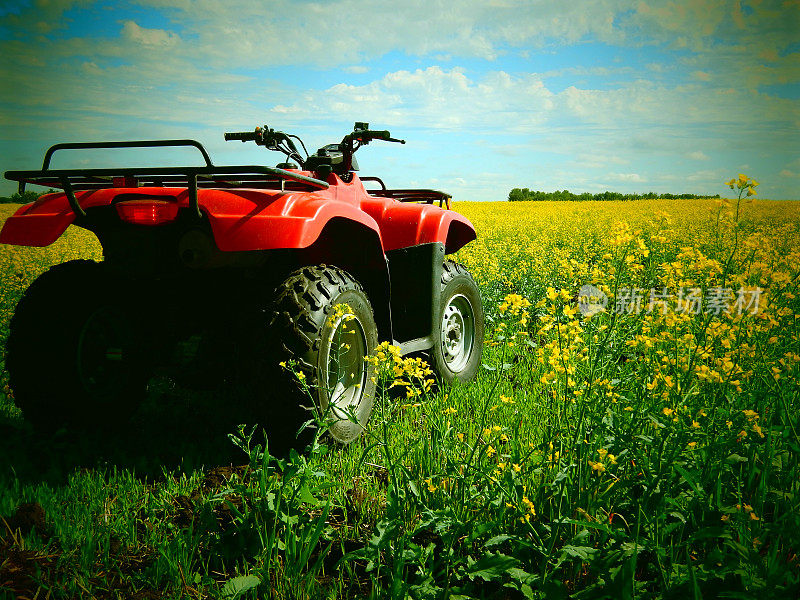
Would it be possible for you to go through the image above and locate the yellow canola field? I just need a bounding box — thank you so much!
[453,198,800,295]
[446,198,800,437]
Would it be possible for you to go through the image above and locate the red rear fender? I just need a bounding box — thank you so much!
[0,187,384,252]
[0,180,475,254]
[202,188,383,251]
[0,192,76,246]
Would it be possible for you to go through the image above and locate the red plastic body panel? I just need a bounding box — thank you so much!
[0,174,476,253]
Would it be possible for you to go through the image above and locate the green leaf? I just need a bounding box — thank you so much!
[507,567,533,580]
[297,484,319,506]
[221,574,261,599]
[466,551,519,582]
[561,545,597,560]
[485,534,514,548]
[674,464,704,496]
[725,453,749,464]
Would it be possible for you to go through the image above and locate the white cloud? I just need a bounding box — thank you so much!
[612,173,646,182]
[0,0,798,198]
[121,20,180,47]
[269,67,555,131]
[687,169,725,182]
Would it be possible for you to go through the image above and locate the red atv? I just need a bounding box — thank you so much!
[1,123,483,443]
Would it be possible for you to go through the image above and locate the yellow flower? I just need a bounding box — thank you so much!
[443,406,457,415]
[424,478,436,493]
[662,407,675,417]
[738,173,748,188]
[500,395,514,405]
[512,463,521,473]
[742,409,759,421]
[486,445,497,457]
[499,293,531,316]
[588,460,606,473]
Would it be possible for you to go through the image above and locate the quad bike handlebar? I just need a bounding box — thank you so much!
[223,131,259,142]
[224,122,404,175]
[343,129,406,145]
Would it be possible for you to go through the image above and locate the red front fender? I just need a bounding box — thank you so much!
[360,197,476,253]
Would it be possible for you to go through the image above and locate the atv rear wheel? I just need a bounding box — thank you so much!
[431,261,484,383]
[6,260,149,431]
[268,265,378,445]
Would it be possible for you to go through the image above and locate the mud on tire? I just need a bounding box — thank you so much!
[6,259,149,431]
[264,265,379,445]
[431,260,484,383]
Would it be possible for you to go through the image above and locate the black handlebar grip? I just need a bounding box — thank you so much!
[224,131,258,142]
[368,130,390,139]
[347,129,391,142]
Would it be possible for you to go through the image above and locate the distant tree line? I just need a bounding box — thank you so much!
[508,188,721,202]
[0,190,51,204]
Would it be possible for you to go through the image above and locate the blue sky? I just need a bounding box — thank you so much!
[0,0,798,200]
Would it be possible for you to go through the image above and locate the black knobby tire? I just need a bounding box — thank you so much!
[6,260,149,431]
[431,261,484,383]
[267,265,378,445]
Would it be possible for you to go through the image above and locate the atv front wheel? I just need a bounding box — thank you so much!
[6,260,149,431]
[269,265,378,444]
[431,261,484,383]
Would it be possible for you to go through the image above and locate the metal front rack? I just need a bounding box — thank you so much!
[4,139,329,219]
[361,176,451,209]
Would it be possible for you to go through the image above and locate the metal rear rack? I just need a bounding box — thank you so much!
[361,177,451,209]
[4,139,329,219]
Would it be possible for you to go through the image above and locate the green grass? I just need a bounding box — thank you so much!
[1,198,799,599]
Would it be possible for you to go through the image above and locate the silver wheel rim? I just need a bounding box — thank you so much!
[440,294,475,373]
[326,313,368,419]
